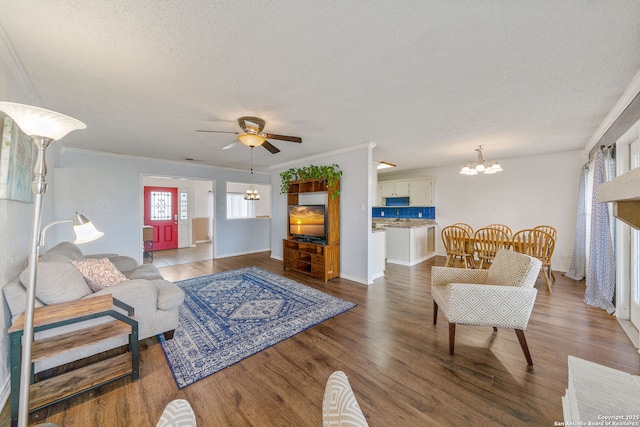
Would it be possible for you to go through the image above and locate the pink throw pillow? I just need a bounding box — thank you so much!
[72,258,128,292]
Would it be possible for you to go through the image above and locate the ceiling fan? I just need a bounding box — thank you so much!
[196,116,302,154]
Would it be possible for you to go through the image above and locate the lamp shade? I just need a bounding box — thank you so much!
[238,133,266,147]
[0,102,86,140]
[72,213,104,244]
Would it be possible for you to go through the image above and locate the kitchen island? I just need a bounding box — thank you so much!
[374,219,437,266]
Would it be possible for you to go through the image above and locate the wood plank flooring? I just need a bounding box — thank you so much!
[3,251,639,426]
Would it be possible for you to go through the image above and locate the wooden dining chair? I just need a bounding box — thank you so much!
[441,226,474,268]
[453,222,474,236]
[486,224,513,238]
[473,227,511,269]
[512,229,555,292]
[533,225,557,281]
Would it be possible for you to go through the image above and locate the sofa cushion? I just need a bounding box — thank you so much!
[2,278,45,322]
[154,280,186,310]
[105,255,138,273]
[72,258,128,292]
[124,264,163,281]
[19,262,92,305]
[40,241,85,261]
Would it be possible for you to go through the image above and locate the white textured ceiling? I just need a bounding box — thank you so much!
[1,1,639,173]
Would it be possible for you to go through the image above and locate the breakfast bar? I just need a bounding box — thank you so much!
[375,219,437,266]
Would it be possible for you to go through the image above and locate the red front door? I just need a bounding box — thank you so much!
[144,186,178,250]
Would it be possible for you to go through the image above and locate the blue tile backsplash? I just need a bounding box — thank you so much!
[372,206,435,219]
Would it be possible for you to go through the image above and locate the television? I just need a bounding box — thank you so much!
[288,204,327,244]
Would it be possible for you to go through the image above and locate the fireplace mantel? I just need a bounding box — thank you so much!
[598,167,640,229]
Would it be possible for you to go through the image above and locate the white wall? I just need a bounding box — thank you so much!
[271,143,374,284]
[54,149,271,262]
[0,33,56,407]
[193,180,213,218]
[380,150,587,271]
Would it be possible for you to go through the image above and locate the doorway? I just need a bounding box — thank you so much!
[144,186,179,250]
[141,175,216,260]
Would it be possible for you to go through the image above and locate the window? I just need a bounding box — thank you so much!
[226,182,271,220]
[150,191,172,220]
[180,191,188,220]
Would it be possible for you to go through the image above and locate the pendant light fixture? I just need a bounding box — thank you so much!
[244,185,261,200]
[460,145,503,175]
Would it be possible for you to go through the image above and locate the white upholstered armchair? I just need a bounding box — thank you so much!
[431,249,542,365]
[323,371,369,426]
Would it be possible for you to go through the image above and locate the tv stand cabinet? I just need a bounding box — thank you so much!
[283,177,340,282]
[283,240,340,282]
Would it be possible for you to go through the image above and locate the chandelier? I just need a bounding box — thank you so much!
[244,185,260,200]
[459,145,503,175]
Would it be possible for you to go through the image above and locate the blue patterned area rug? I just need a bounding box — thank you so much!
[160,266,356,389]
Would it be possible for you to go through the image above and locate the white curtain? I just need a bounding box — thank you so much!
[566,165,588,281]
[226,193,256,219]
[584,146,616,313]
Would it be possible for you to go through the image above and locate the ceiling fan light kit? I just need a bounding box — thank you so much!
[196,116,302,155]
[196,115,304,172]
[238,133,266,147]
[460,145,503,175]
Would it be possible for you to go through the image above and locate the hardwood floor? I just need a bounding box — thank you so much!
[4,252,639,426]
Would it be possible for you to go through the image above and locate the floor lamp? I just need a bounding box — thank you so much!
[0,102,86,427]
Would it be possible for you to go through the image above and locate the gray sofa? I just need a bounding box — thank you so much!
[3,242,185,373]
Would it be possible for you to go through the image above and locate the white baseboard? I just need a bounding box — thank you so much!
[338,272,369,285]
[216,248,271,259]
[0,375,9,419]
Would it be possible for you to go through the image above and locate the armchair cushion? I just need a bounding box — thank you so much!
[432,283,537,329]
[486,249,541,287]
[431,267,489,287]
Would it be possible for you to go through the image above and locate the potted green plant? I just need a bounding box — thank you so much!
[279,164,342,198]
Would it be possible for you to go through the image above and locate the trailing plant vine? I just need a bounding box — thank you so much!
[279,164,343,198]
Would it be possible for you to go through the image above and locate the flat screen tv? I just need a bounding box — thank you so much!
[288,204,327,244]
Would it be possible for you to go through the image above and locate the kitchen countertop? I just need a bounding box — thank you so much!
[373,219,437,229]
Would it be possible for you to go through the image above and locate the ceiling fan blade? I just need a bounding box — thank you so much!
[266,134,302,143]
[262,141,281,154]
[222,140,239,150]
[195,130,239,134]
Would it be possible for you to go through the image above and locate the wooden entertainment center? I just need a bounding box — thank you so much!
[283,178,340,282]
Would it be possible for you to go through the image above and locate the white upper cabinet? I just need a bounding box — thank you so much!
[409,178,434,206]
[379,181,409,198]
[378,177,435,206]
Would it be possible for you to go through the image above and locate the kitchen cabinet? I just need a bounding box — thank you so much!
[409,178,434,206]
[385,224,436,266]
[379,181,409,198]
[370,230,386,280]
[378,178,435,206]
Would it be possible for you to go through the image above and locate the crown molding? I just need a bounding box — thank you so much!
[269,142,374,171]
[585,68,640,154]
[60,146,270,176]
[0,23,41,104]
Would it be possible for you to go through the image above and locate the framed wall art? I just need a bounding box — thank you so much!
[0,114,36,202]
